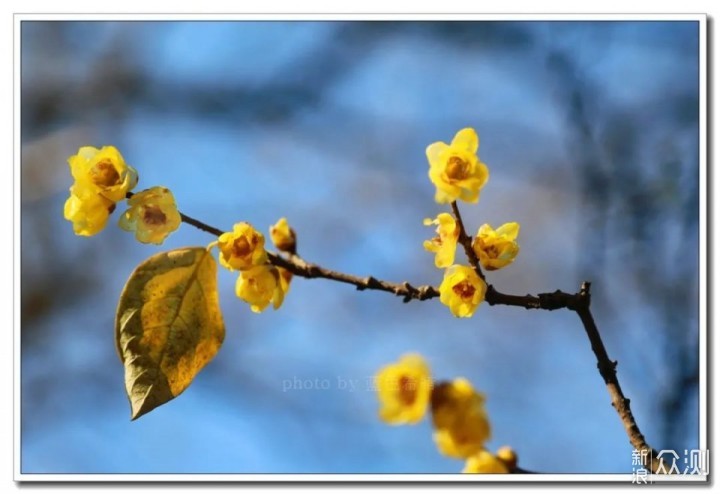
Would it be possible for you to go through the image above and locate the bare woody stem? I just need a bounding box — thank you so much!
[575,289,662,473]
[179,212,224,237]
[168,204,588,307]
[152,197,439,302]
[137,191,660,472]
[271,252,440,302]
[450,200,660,473]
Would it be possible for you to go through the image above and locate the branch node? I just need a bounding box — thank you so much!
[577,282,592,309]
[597,359,619,382]
[537,292,567,311]
[365,276,381,288]
[581,281,592,295]
[418,286,437,300]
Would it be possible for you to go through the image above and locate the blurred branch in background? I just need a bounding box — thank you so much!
[22,21,539,137]
[22,128,108,337]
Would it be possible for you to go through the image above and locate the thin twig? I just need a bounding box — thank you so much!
[271,252,439,303]
[150,202,436,302]
[450,201,486,282]
[450,201,660,473]
[574,282,661,472]
[179,212,224,237]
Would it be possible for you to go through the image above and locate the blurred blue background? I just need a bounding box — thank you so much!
[20,21,700,474]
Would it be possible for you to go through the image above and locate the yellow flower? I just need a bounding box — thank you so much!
[431,379,491,458]
[68,145,138,202]
[217,222,268,271]
[235,264,285,313]
[463,450,510,474]
[118,187,182,245]
[426,128,489,204]
[270,217,297,253]
[472,223,520,271]
[375,353,433,425]
[438,265,487,318]
[63,184,116,236]
[423,213,459,268]
[278,267,293,295]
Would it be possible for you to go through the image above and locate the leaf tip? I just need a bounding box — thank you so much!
[130,398,158,421]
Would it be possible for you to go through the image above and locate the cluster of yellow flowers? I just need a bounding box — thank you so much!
[214,219,295,313]
[424,128,521,317]
[66,132,524,472]
[375,354,516,474]
[63,146,181,244]
[62,145,299,314]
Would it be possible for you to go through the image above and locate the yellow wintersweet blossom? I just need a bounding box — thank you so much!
[375,353,433,425]
[270,217,297,253]
[118,187,182,245]
[63,184,116,236]
[426,128,489,204]
[236,264,286,313]
[431,378,491,458]
[472,223,520,271]
[463,450,510,474]
[217,222,268,271]
[423,213,459,268]
[438,265,487,318]
[68,145,138,202]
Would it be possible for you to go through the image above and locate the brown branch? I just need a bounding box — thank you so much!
[450,201,486,282]
[180,212,224,237]
[154,198,437,302]
[574,282,661,473]
[450,201,660,473]
[270,252,439,303]
[449,201,583,310]
[163,199,592,308]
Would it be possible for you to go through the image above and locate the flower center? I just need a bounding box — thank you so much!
[453,429,471,445]
[452,280,476,300]
[398,375,417,406]
[232,236,252,257]
[486,245,499,258]
[90,160,121,187]
[446,156,470,181]
[142,206,167,225]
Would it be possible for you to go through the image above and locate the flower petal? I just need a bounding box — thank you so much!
[375,353,432,425]
[426,141,450,167]
[451,128,479,154]
[77,146,100,160]
[496,222,520,240]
